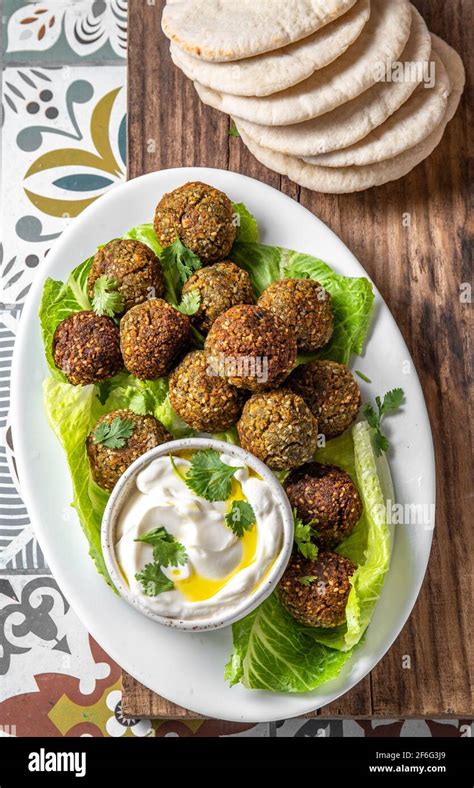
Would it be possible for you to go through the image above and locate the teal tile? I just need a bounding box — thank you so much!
[2,0,127,63]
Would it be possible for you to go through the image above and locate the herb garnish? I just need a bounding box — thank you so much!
[363,388,405,456]
[93,417,135,449]
[226,500,256,538]
[184,449,242,502]
[92,275,124,317]
[135,526,188,568]
[298,575,317,587]
[135,563,174,597]
[177,289,201,316]
[293,510,319,560]
[134,526,188,597]
[161,238,202,286]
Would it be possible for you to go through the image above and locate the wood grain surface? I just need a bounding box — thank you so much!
[122,0,473,720]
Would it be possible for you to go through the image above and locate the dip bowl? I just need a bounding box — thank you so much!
[101,437,295,632]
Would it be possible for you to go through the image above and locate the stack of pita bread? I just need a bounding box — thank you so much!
[162,0,465,193]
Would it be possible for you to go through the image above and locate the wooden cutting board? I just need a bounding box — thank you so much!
[122,0,472,720]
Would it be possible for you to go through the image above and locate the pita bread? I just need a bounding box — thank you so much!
[306,40,449,166]
[194,0,412,125]
[162,0,358,62]
[237,37,465,194]
[235,6,431,156]
[170,0,370,97]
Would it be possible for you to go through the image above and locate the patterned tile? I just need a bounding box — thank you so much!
[1,64,126,305]
[3,0,128,64]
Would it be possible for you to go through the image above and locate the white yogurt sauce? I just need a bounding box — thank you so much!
[114,453,283,621]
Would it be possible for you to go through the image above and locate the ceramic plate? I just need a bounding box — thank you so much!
[11,167,435,722]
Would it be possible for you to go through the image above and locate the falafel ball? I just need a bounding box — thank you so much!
[237,390,318,470]
[53,311,123,386]
[258,278,334,352]
[154,182,236,264]
[205,305,297,391]
[86,409,171,491]
[288,360,361,439]
[279,551,356,628]
[120,298,191,380]
[169,350,246,433]
[181,261,253,333]
[87,239,164,314]
[284,462,363,548]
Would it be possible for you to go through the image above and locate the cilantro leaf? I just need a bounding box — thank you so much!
[226,500,256,538]
[92,275,124,317]
[293,510,319,560]
[298,575,317,587]
[185,449,242,502]
[135,526,187,568]
[380,387,405,416]
[161,238,202,286]
[135,563,174,597]
[177,289,201,316]
[93,417,135,449]
[363,388,405,456]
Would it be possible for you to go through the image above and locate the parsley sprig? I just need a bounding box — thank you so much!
[184,449,242,502]
[93,417,135,449]
[161,238,202,286]
[363,388,405,456]
[293,510,319,560]
[92,275,124,317]
[226,500,256,538]
[134,526,187,597]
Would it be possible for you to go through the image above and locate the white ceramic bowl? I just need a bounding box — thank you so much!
[101,437,295,632]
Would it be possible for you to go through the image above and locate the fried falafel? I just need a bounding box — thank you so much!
[288,360,361,438]
[87,239,164,314]
[120,298,191,380]
[53,310,123,386]
[169,350,246,433]
[205,304,297,391]
[237,389,318,470]
[279,551,356,628]
[87,409,171,491]
[181,261,253,333]
[154,182,236,264]
[258,278,334,352]
[284,462,363,548]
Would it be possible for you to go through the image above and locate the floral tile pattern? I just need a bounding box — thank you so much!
[1,64,126,304]
[0,1,471,740]
[3,1,128,63]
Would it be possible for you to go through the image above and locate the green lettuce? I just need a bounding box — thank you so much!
[225,421,391,692]
[39,257,93,378]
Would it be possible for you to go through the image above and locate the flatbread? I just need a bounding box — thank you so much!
[306,39,449,166]
[235,6,431,156]
[170,0,370,97]
[162,0,358,62]
[237,37,465,194]
[194,0,412,125]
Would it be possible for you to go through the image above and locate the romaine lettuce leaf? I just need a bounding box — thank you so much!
[39,257,93,378]
[225,421,391,690]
